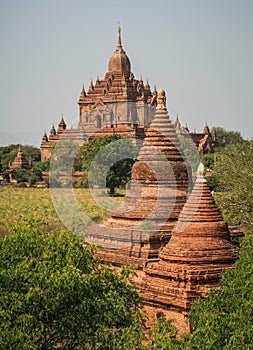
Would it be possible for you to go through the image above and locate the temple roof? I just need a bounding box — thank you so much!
[108,25,131,78]
[78,26,153,107]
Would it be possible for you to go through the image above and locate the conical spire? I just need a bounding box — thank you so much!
[89,79,94,91]
[80,84,86,98]
[203,122,210,134]
[50,123,56,136]
[140,162,238,311]
[42,130,48,142]
[58,114,66,131]
[108,25,131,78]
[145,79,150,90]
[116,22,122,51]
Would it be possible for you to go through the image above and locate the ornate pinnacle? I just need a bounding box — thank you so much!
[116,22,122,50]
[196,163,206,183]
[156,88,167,110]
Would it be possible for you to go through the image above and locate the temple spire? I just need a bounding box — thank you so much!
[116,22,122,51]
[42,130,48,142]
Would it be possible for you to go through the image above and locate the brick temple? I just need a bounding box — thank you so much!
[90,92,237,331]
[9,145,31,171]
[40,26,235,332]
[89,89,191,267]
[40,26,217,160]
[138,163,237,314]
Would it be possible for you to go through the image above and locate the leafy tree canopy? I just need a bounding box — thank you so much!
[77,135,138,193]
[0,219,146,349]
[184,235,253,350]
[177,135,200,172]
[213,140,253,233]
[0,219,186,349]
[212,127,245,149]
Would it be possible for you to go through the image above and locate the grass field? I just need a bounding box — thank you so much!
[0,187,124,234]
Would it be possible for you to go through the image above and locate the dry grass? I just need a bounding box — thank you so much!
[0,187,124,234]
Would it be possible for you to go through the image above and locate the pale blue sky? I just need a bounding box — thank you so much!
[0,0,252,147]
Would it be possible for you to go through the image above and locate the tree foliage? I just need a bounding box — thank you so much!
[77,135,137,193]
[0,219,146,349]
[177,135,200,172]
[1,219,191,349]
[212,127,244,149]
[213,140,253,233]
[184,235,253,350]
[10,169,30,183]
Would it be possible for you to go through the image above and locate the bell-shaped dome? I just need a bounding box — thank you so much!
[108,25,131,78]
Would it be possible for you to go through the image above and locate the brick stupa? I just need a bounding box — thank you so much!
[90,89,191,267]
[9,145,30,171]
[139,163,238,312]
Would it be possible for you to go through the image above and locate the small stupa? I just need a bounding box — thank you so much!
[139,163,238,311]
[9,145,30,171]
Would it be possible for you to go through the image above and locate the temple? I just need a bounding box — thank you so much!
[138,163,237,314]
[9,145,31,171]
[91,92,237,330]
[89,89,191,267]
[39,27,235,332]
[40,26,216,160]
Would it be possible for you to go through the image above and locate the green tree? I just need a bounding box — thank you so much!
[178,135,200,172]
[0,219,146,349]
[202,153,215,171]
[77,134,122,172]
[10,169,30,183]
[184,235,253,350]
[79,135,137,193]
[212,127,244,149]
[32,159,50,180]
[22,145,41,165]
[213,140,253,233]
[0,144,19,172]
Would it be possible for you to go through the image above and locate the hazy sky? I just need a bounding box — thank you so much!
[0,0,252,147]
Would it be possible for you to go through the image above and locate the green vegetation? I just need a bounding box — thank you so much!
[184,235,253,350]
[0,219,145,349]
[0,218,252,349]
[213,140,253,234]
[199,127,253,234]
[0,127,252,348]
[75,135,137,193]
[0,218,185,349]
[212,126,245,149]
[0,187,116,234]
[178,134,200,172]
